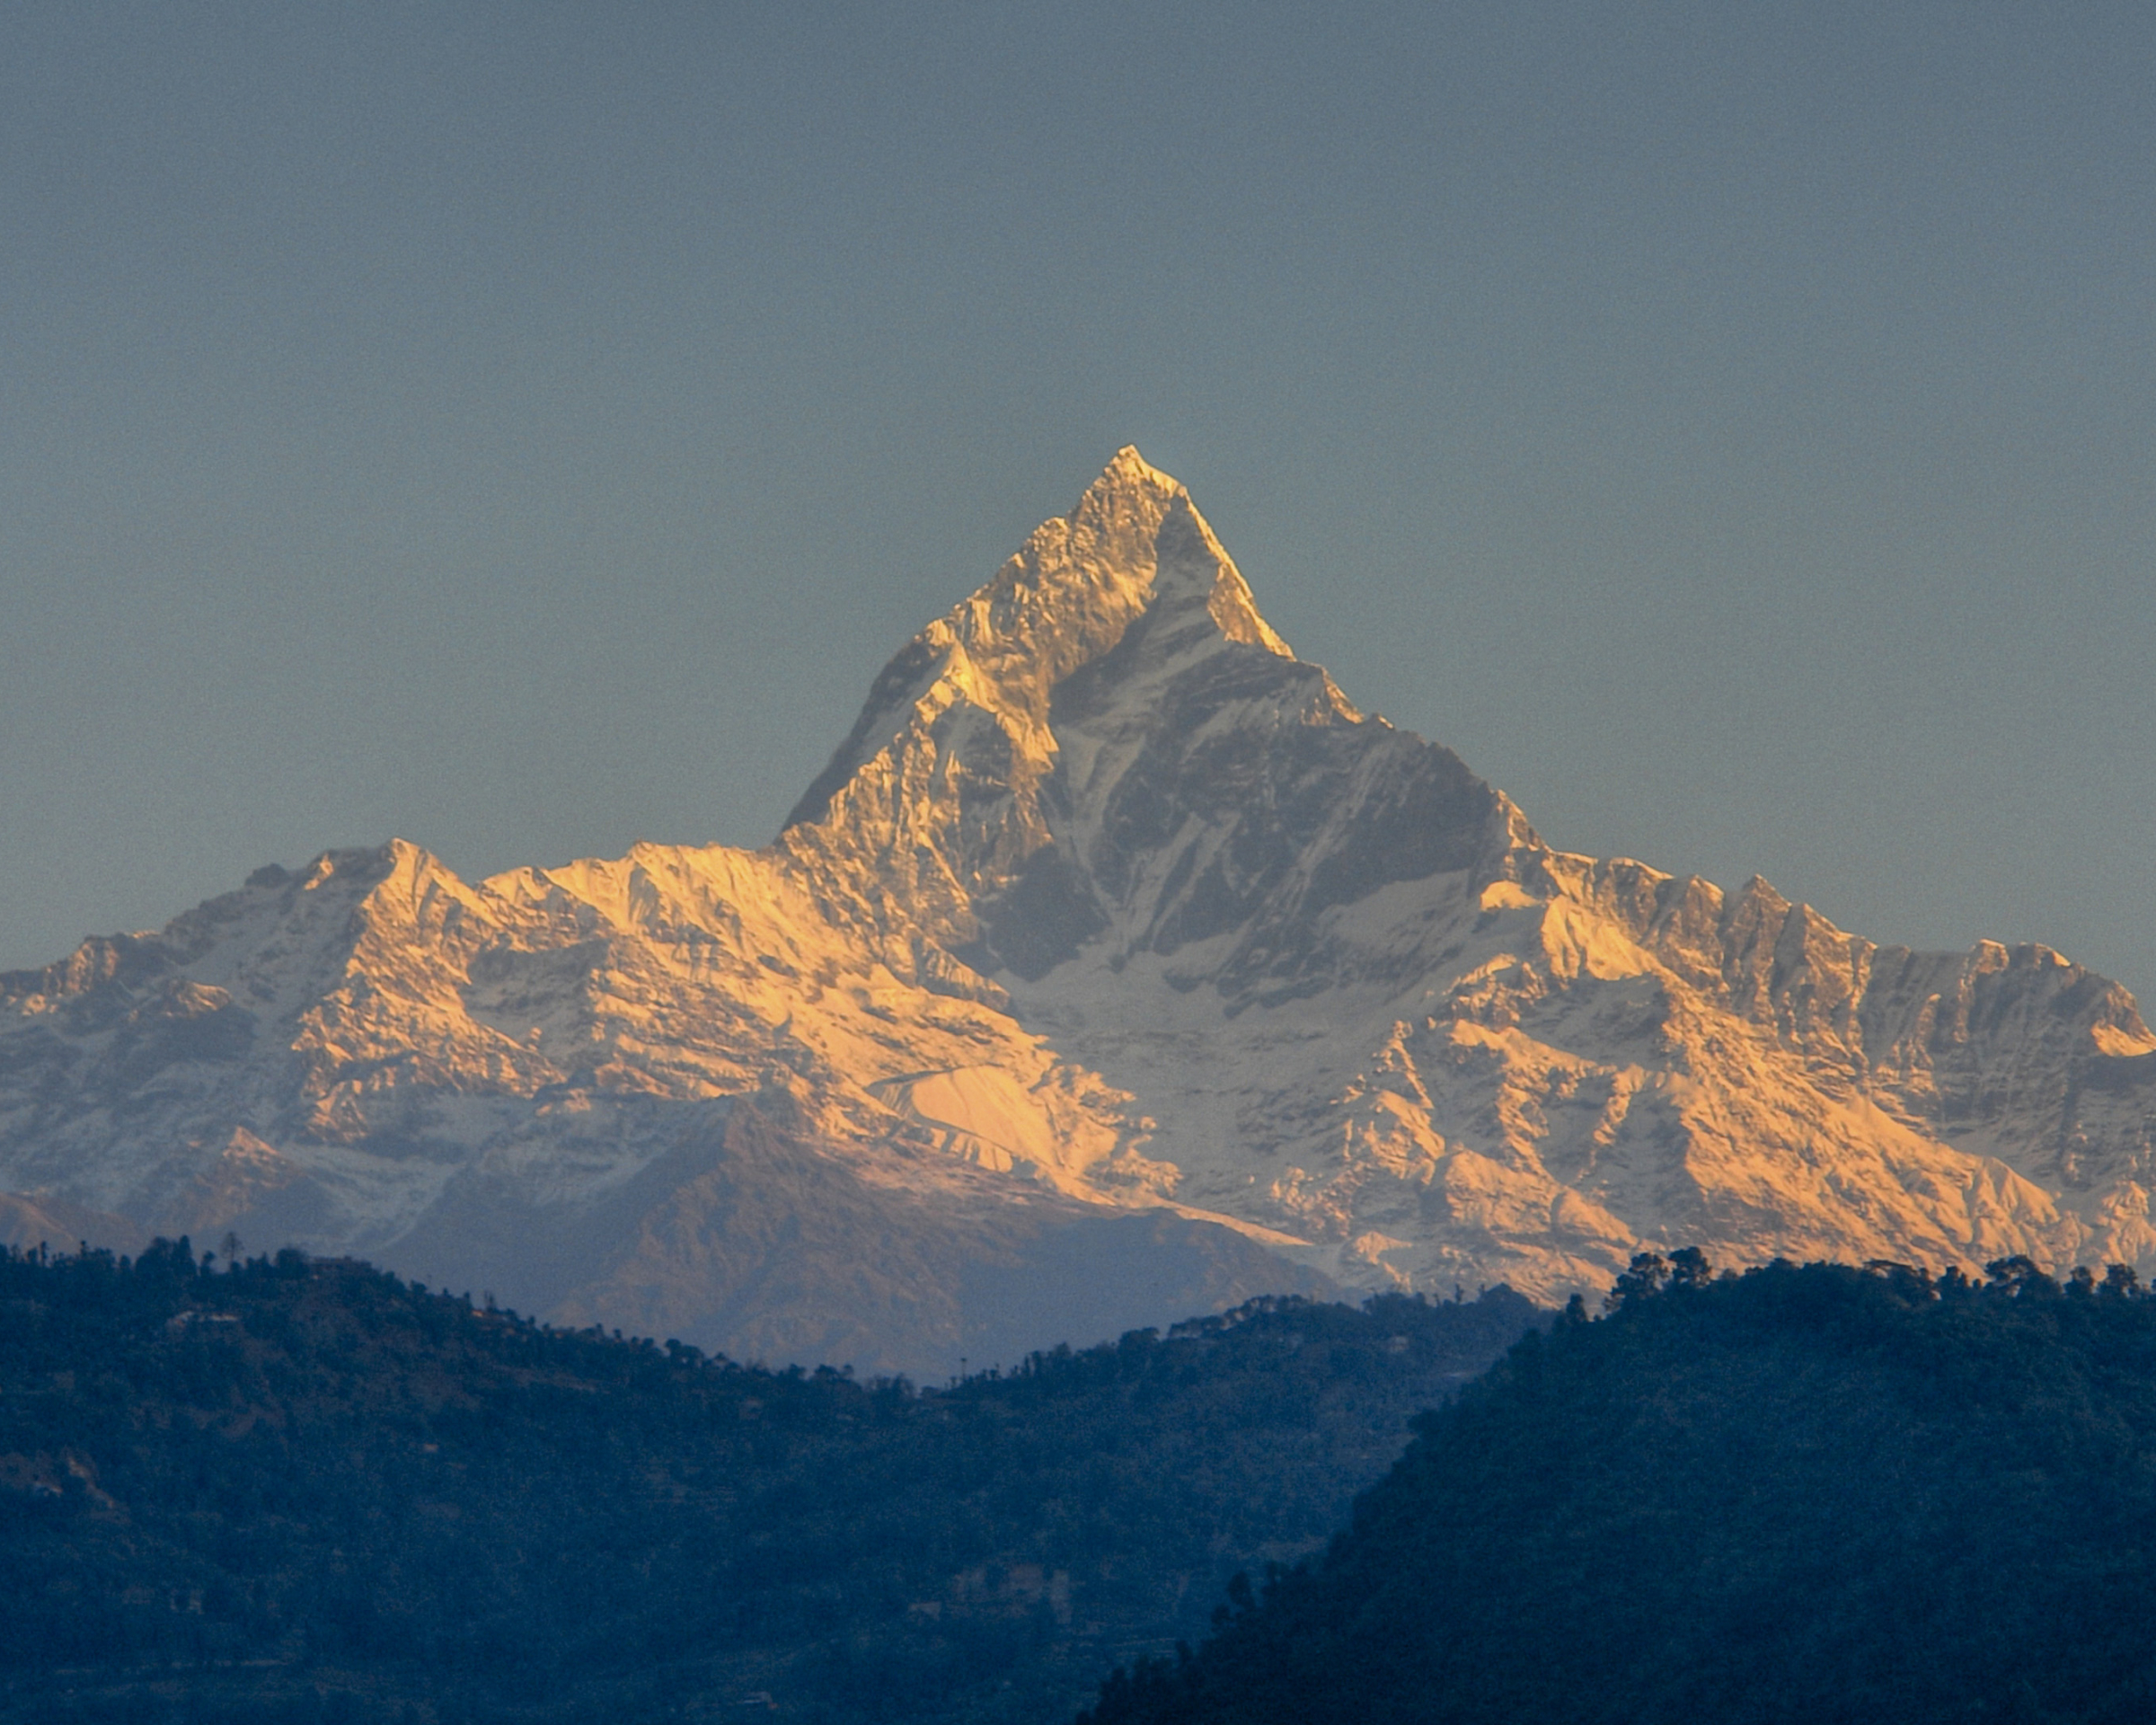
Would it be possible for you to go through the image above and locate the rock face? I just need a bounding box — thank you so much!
[4,450,2152,1360]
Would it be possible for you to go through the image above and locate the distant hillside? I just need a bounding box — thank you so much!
[0,1241,1535,1724]
[1080,1255,2156,1725]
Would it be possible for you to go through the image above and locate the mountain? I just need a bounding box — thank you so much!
[1076,1259,2156,1725]
[4,449,2152,1359]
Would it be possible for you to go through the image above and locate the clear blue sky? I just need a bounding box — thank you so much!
[4,3,2152,1008]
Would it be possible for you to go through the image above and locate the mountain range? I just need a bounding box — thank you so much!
[4,449,2152,1371]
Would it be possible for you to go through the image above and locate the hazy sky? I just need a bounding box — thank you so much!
[4,4,2152,1007]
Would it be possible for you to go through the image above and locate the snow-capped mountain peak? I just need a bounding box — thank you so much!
[4,451,2152,1368]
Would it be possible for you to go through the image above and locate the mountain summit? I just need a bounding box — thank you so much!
[4,452,2152,1363]
[781,448,1515,990]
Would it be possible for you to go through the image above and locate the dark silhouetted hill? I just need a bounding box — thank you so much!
[0,1239,1535,1723]
[1080,1254,2156,1725]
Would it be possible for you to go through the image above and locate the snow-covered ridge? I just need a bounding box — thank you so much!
[4,449,2152,1350]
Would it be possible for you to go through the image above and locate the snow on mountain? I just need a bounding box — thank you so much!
[4,449,2152,1358]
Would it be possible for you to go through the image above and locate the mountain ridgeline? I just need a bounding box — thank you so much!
[2,448,2152,1367]
[0,1240,1538,1724]
[1080,1255,2156,1725]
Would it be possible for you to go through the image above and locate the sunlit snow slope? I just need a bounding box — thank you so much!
[4,450,2152,1356]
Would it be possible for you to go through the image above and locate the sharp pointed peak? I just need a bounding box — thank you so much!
[1103,443,1174,484]
[1058,448,1291,656]
[1071,445,1184,514]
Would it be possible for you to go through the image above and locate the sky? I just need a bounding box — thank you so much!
[3,3,2152,1008]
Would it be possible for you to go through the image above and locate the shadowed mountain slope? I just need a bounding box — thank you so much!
[1078,1259,2156,1725]
[0,1242,1537,1724]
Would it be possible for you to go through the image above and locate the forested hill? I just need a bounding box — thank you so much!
[0,1241,1536,1724]
[1080,1255,2156,1725]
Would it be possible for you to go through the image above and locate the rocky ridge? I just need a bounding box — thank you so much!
[4,450,2152,1357]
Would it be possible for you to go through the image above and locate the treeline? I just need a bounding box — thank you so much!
[1080,1252,2156,1725]
[0,1239,1537,1724]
